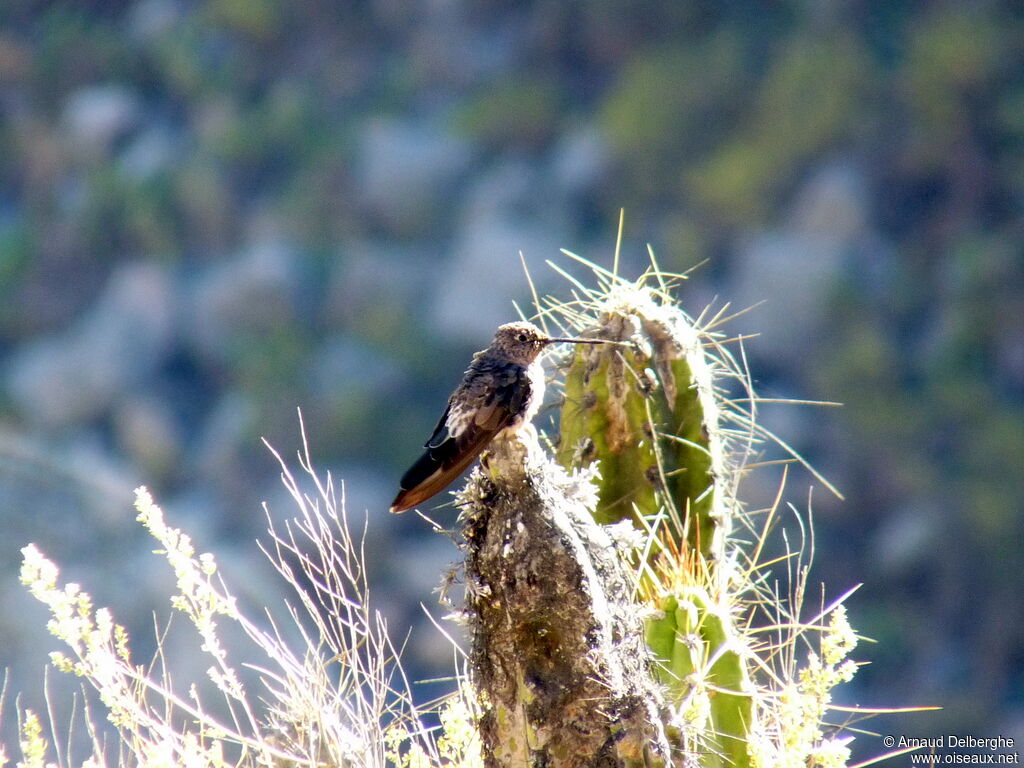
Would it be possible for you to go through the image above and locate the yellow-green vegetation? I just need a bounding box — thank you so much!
[685,34,869,224]
[454,78,562,148]
[13,446,446,768]
[384,692,482,768]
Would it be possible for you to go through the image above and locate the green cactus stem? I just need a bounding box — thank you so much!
[556,287,730,564]
[552,279,755,767]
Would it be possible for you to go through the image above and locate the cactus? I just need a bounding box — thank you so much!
[644,586,754,768]
[555,284,729,564]
[454,253,875,766]
[551,270,754,766]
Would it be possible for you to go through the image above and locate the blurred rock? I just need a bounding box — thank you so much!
[163,487,224,548]
[186,240,303,366]
[728,161,870,366]
[432,159,567,340]
[322,241,432,339]
[395,1,518,88]
[994,314,1024,392]
[112,394,183,481]
[0,34,31,82]
[432,216,564,340]
[309,336,404,402]
[355,118,475,236]
[60,431,142,526]
[550,125,610,198]
[303,335,408,456]
[0,426,133,549]
[459,155,533,222]
[62,84,140,160]
[191,390,255,490]
[871,503,937,573]
[6,261,175,428]
[119,126,179,180]
[128,0,182,40]
[788,160,868,240]
[730,229,844,365]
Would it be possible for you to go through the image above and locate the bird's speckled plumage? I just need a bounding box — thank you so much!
[389,322,575,513]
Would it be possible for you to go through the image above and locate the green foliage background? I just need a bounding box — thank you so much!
[1,0,1022,761]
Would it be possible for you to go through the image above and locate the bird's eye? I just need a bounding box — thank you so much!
[517,333,528,343]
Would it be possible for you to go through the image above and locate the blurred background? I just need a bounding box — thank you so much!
[1,0,1022,761]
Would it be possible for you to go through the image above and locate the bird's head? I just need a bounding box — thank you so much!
[491,321,551,365]
[491,321,611,366]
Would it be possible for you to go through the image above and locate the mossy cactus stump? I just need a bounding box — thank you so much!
[460,429,671,768]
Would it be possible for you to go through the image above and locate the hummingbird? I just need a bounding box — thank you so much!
[390,321,607,513]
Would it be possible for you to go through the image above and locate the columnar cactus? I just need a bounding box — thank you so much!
[555,287,730,565]
[554,280,754,767]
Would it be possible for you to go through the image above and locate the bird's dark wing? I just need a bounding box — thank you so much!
[389,366,530,513]
[424,403,453,448]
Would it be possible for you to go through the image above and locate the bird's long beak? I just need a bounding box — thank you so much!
[544,336,631,347]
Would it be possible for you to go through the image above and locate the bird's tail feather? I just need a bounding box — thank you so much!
[389,440,486,513]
